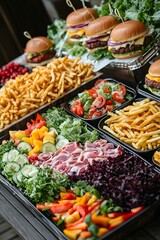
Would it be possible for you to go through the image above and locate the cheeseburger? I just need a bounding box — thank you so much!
[25,36,55,67]
[84,16,119,53]
[66,8,98,43]
[145,59,160,97]
[108,20,149,59]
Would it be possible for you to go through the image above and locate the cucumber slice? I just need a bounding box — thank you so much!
[12,173,19,185]
[42,142,56,153]
[16,171,23,182]
[4,162,20,176]
[21,165,38,178]
[8,149,19,162]
[2,152,9,163]
[14,154,29,167]
[56,135,69,149]
[17,142,32,152]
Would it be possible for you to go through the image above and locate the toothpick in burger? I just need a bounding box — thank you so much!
[66,7,98,43]
[144,59,160,97]
[83,16,119,60]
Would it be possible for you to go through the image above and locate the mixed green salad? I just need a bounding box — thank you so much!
[69,79,133,119]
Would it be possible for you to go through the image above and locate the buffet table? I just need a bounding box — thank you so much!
[1,182,160,240]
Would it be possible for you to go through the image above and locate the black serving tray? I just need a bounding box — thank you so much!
[137,81,160,102]
[0,71,103,138]
[98,97,160,155]
[0,103,160,240]
[64,78,137,127]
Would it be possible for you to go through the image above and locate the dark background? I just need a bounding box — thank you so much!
[0,0,96,67]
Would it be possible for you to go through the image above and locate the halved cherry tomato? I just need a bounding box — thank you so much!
[94,79,106,87]
[88,107,96,119]
[112,92,125,103]
[106,105,114,112]
[118,85,126,96]
[88,108,103,119]
[104,87,110,93]
[70,100,84,116]
[106,100,113,105]
[92,96,106,109]
[88,88,98,99]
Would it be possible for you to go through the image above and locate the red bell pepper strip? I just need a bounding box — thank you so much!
[50,203,74,214]
[75,205,89,218]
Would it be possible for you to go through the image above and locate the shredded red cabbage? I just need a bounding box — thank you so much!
[69,149,160,210]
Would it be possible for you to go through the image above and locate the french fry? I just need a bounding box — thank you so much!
[102,98,160,151]
[0,56,95,130]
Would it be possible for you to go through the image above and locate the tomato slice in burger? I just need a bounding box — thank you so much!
[117,85,127,96]
[92,95,106,109]
[70,100,84,116]
[112,92,125,103]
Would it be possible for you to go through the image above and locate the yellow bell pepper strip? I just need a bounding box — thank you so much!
[50,202,74,214]
[63,229,82,240]
[87,195,97,205]
[64,211,80,224]
[32,140,43,149]
[22,137,32,145]
[60,191,77,200]
[91,213,109,227]
[78,231,92,239]
[97,227,109,237]
[28,145,40,156]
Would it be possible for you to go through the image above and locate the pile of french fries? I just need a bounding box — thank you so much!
[0,56,95,130]
[103,98,160,151]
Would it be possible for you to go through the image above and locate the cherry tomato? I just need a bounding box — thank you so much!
[106,100,113,105]
[106,105,114,112]
[104,87,110,93]
[88,108,103,119]
[118,85,127,96]
[112,92,125,103]
[70,100,84,116]
[88,88,98,99]
[88,107,96,119]
[92,95,106,109]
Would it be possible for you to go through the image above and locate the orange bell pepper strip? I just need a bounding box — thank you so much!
[66,217,84,229]
[88,199,103,213]
[91,214,109,227]
[108,212,124,218]
[50,202,74,214]
[78,231,92,239]
[76,192,90,205]
[131,206,144,214]
[66,222,88,231]
[108,212,134,229]
[63,229,81,240]
[36,202,54,211]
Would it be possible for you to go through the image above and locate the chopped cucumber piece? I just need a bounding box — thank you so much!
[2,152,9,163]
[16,171,23,182]
[4,162,20,175]
[56,135,69,149]
[42,142,56,153]
[21,165,38,178]
[12,173,19,185]
[14,154,29,167]
[8,149,19,162]
[17,142,32,152]
[56,139,69,149]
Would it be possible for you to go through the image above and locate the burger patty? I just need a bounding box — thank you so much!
[111,44,142,54]
[111,36,152,54]
[85,40,108,49]
[27,50,55,63]
[71,35,82,39]
[145,76,160,89]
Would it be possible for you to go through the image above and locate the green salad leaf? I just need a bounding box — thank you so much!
[63,43,86,57]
